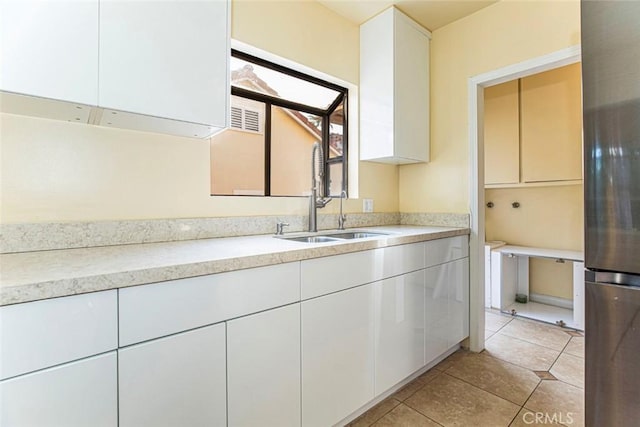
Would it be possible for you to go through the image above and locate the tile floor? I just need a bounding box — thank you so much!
[348,311,585,427]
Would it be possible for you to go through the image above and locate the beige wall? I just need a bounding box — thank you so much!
[0,0,398,223]
[485,184,584,299]
[399,0,581,213]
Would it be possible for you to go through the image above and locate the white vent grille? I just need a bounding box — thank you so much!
[230,106,243,129]
[244,110,260,132]
[229,105,262,133]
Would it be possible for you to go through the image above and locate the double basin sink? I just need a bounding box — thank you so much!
[276,230,390,243]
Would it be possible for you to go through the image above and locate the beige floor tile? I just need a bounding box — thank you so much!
[433,350,464,372]
[392,379,427,402]
[510,408,562,426]
[372,403,441,427]
[563,337,584,359]
[525,380,584,427]
[499,319,571,351]
[445,351,540,405]
[485,333,560,371]
[391,368,442,401]
[349,398,401,427]
[415,368,441,385]
[550,353,584,389]
[405,373,520,427]
[485,329,496,340]
[486,311,513,332]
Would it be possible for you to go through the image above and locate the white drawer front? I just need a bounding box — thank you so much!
[0,290,118,380]
[381,242,425,277]
[425,236,469,267]
[119,262,300,346]
[301,249,382,300]
[301,243,424,300]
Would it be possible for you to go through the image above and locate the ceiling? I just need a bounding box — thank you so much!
[317,0,498,32]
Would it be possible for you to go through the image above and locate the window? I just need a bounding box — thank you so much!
[210,50,348,197]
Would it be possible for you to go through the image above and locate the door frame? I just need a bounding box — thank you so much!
[467,45,581,352]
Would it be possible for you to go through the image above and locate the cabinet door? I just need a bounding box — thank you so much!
[1,352,117,427]
[448,258,470,346]
[374,271,425,394]
[425,264,449,364]
[484,80,520,185]
[227,304,301,427]
[394,9,430,163]
[302,284,375,427]
[119,323,226,427]
[0,0,98,105]
[360,7,430,164]
[520,63,583,182]
[99,0,228,127]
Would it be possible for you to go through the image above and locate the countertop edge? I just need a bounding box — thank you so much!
[0,227,470,306]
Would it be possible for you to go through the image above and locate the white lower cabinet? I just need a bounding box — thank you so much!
[425,263,450,363]
[118,323,226,427]
[425,257,470,364]
[302,284,375,427]
[0,352,117,427]
[448,258,470,346]
[374,270,425,394]
[227,304,301,427]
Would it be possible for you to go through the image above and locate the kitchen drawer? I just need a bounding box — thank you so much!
[425,236,469,267]
[0,290,118,380]
[301,243,424,300]
[383,242,425,278]
[119,262,300,346]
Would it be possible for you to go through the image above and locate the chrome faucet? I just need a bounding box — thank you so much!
[338,190,347,230]
[309,142,331,232]
[275,221,289,235]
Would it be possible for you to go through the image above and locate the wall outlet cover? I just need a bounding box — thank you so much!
[363,199,374,213]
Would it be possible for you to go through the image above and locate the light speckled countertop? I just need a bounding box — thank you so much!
[0,225,469,306]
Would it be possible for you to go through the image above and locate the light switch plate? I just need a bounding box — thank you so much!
[363,199,374,213]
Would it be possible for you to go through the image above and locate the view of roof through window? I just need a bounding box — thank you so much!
[230,56,342,110]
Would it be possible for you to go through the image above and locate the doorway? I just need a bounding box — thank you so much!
[467,45,581,352]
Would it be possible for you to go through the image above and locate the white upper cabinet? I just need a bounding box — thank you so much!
[98,0,229,135]
[360,7,430,164]
[0,0,229,138]
[0,0,99,106]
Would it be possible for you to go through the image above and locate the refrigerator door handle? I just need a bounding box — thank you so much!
[591,271,640,287]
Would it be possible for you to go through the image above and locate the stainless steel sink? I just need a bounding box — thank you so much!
[324,231,389,239]
[282,235,344,243]
[277,230,390,243]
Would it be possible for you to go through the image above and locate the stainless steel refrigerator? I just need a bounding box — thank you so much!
[582,1,640,425]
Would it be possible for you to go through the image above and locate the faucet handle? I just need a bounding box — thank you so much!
[275,221,290,235]
[338,213,347,230]
[316,197,332,208]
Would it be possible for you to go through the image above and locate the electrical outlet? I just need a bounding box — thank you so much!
[363,199,374,213]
